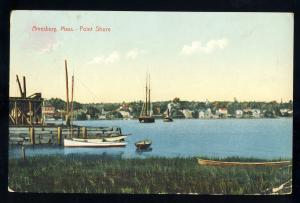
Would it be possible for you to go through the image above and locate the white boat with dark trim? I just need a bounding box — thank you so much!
[64,138,127,147]
[72,136,127,143]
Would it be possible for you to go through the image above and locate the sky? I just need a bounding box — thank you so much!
[10,11,293,103]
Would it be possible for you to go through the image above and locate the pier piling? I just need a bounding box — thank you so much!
[82,127,87,139]
[29,127,35,144]
[21,146,25,160]
[77,126,80,138]
[57,127,62,145]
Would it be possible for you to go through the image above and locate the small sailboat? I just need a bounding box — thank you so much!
[139,74,155,123]
[163,108,173,122]
[135,139,152,150]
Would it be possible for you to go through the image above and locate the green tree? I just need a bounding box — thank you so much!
[106,111,123,119]
[46,98,66,110]
[196,102,206,109]
[103,103,119,111]
[76,112,87,120]
[173,97,180,104]
[86,106,100,119]
[72,101,83,110]
[172,110,185,118]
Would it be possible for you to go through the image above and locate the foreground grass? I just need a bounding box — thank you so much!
[8,155,292,194]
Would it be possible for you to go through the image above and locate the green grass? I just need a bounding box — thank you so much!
[8,155,292,194]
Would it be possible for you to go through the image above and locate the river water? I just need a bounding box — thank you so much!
[9,118,292,159]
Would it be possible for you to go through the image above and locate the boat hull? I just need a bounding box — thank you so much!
[64,139,127,147]
[135,143,151,150]
[138,117,155,123]
[135,140,152,150]
[163,117,173,122]
[197,159,291,167]
[72,136,127,143]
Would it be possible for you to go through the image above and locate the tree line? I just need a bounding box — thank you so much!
[44,97,293,119]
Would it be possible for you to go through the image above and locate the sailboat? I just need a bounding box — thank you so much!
[138,74,155,123]
[63,60,127,147]
[163,108,173,122]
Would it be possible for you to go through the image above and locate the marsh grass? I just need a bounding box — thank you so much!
[8,155,292,194]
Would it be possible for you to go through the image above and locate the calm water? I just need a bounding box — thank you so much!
[9,118,292,159]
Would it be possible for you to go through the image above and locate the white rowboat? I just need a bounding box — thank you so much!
[64,138,127,147]
[72,136,127,143]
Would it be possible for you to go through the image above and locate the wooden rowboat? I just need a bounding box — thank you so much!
[64,138,127,147]
[197,158,291,167]
[135,139,152,150]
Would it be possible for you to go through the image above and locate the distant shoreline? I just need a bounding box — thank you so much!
[46,117,292,122]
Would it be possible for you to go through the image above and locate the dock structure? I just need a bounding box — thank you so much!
[9,75,44,126]
[9,125,123,145]
[9,63,124,146]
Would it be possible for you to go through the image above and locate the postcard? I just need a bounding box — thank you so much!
[8,11,293,194]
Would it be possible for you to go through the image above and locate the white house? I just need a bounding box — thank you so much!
[182,109,193,119]
[98,115,106,120]
[216,108,228,118]
[235,110,243,118]
[205,108,212,118]
[118,111,132,119]
[252,109,261,118]
[198,111,205,119]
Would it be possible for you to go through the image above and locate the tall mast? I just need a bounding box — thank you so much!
[71,74,74,122]
[23,76,26,98]
[148,74,151,116]
[16,75,24,98]
[145,74,148,116]
[65,60,69,115]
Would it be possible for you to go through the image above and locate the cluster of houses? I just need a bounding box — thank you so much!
[181,108,292,119]
[195,108,259,119]
[42,103,293,121]
[197,108,262,119]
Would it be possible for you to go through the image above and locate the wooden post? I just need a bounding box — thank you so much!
[21,146,25,160]
[82,127,87,139]
[57,127,62,145]
[29,101,32,125]
[14,102,18,125]
[29,127,35,144]
[77,126,80,138]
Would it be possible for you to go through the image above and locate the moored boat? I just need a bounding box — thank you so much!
[64,138,127,147]
[72,136,127,143]
[135,139,152,150]
[163,109,173,122]
[197,158,291,167]
[139,74,155,123]
[163,117,173,122]
[139,116,155,123]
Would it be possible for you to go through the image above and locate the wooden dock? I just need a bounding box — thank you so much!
[9,125,122,145]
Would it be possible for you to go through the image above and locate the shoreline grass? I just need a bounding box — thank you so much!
[8,155,292,194]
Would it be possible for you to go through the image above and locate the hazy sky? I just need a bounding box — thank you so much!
[10,11,293,103]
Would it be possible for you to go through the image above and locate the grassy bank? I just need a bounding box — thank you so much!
[8,155,292,194]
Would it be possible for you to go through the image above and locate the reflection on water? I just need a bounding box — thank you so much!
[9,145,125,159]
[9,118,292,159]
[135,147,153,155]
